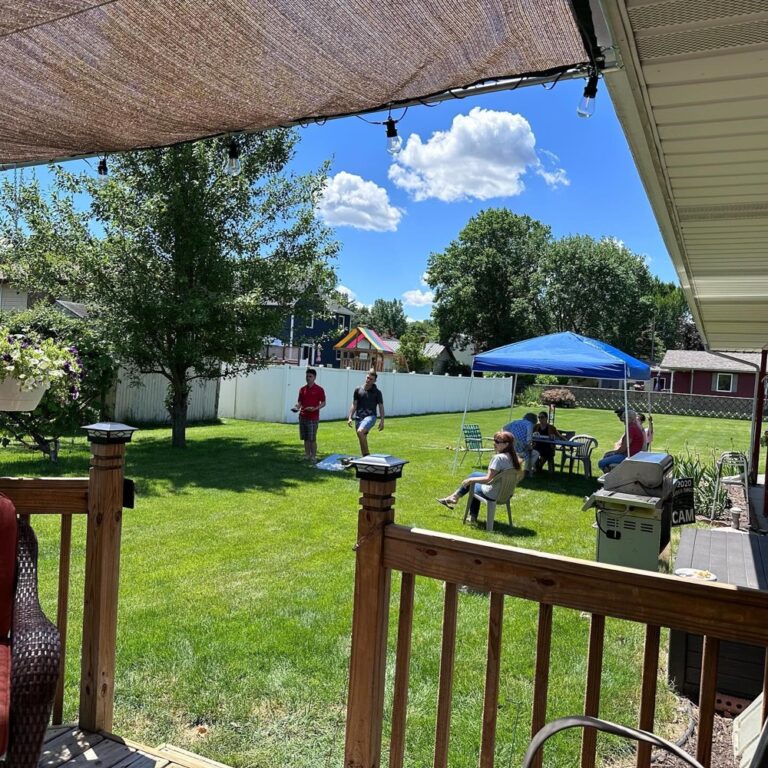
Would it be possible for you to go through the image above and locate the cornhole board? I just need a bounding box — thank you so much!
[315,454,356,472]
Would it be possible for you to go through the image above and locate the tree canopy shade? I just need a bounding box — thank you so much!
[473,332,651,380]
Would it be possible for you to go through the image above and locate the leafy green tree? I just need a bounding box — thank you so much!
[538,235,655,353]
[427,209,551,351]
[0,132,338,447]
[0,304,117,460]
[407,318,439,342]
[395,331,431,373]
[368,298,408,338]
[649,278,703,352]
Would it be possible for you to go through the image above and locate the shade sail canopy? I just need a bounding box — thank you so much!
[473,332,651,380]
[0,0,591,168]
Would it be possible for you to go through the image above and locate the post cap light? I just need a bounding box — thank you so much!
[349,454,408,481]
[82,422,138,444]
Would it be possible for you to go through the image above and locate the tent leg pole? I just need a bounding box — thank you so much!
[509,374,518,423]
[453,370,475,473]
[624,372,630,454]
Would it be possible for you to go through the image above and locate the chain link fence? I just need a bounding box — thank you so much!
[519,384,758,421]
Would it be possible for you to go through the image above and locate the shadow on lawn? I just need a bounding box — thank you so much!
[124,435,353,496]
[520,472,598,497]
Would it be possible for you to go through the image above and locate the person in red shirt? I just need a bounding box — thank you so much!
[598,407,645,473]
[292,368,326,463]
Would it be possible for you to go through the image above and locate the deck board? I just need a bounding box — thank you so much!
[41,728,229,768]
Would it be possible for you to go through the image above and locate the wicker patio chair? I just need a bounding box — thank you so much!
[460,424,494,467]
[462,467,523,532]
[1,500,61,768]
[560,434,598,478]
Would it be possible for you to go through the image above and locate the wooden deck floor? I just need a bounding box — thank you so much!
[41,726,232,768]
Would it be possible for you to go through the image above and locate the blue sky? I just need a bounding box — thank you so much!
[3,76,677,322]
[292,76,677,320]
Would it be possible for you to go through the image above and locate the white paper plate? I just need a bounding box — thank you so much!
[675,568,717,581]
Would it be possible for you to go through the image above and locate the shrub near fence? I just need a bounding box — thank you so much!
[520,384,758,420]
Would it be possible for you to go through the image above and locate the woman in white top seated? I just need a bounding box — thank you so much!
[437,431,523,524]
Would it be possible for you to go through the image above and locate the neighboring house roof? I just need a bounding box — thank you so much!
[386,340,447,359]
[54,300,88,319]
[660,350,761,373]
[334,326,394,353]
[328,302,353,316]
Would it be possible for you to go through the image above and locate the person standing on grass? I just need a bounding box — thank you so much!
[292,368,325,463]
[347,369,384,456]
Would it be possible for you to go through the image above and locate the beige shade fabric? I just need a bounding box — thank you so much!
[0,0,589,167]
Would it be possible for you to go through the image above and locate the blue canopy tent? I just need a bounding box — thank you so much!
[455,332,651,470]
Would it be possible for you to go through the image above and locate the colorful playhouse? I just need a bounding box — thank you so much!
[333,326,395,372]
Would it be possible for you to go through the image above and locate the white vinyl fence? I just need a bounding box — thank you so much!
[113,369,219,424]
[218,366,512,423]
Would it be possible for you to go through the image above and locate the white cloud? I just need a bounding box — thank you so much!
[535,149,570,188]
[420,272,431,287]
[336,285,356,302]
[316,171,403,232]
[388,107,569,202]
[403,289,434,307]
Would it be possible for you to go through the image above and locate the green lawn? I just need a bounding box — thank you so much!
[10,407,750,767]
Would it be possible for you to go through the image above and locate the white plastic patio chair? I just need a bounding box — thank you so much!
[462,467,523,532]
[560,434,598,478]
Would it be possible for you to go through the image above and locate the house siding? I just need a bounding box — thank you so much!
[672,369,755,398]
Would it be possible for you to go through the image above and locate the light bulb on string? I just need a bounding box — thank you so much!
[96,157,108,186]
[223,138,241,176]
[576,74,599,118]
[385,118,402,156]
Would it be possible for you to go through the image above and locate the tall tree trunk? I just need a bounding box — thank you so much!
[169,379,189,448]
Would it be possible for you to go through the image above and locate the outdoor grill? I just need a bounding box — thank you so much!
[583,452,675,571]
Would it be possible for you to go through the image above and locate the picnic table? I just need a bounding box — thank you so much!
[531,433,582,472]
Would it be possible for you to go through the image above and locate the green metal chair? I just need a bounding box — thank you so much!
[460,424,493,467]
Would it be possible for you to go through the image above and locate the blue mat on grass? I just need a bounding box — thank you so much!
[315,453,357,472]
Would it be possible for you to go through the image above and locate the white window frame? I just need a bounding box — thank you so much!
[306,313,315,329]
[713,372,735,393]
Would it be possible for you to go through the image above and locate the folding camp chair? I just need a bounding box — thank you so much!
[460,424,494,467]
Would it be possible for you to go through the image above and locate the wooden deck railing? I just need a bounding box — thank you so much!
[344,469,768,768]
[1,427,132,735]
[0,477,89,725]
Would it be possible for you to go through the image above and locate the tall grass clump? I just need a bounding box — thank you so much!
[673,445,728,519]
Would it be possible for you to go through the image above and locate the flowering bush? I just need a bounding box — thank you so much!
[540,387,577,408]
[0,329,82,401]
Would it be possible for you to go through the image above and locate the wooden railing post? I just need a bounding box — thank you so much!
[344,455,408,768]
[78,422,136,733]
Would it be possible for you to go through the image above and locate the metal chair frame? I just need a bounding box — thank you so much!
[460,424,494,467]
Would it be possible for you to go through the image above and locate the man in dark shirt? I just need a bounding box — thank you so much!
[347,369,385,456]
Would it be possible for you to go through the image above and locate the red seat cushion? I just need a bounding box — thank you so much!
[0,639,9,756]
[0,495,16,639]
